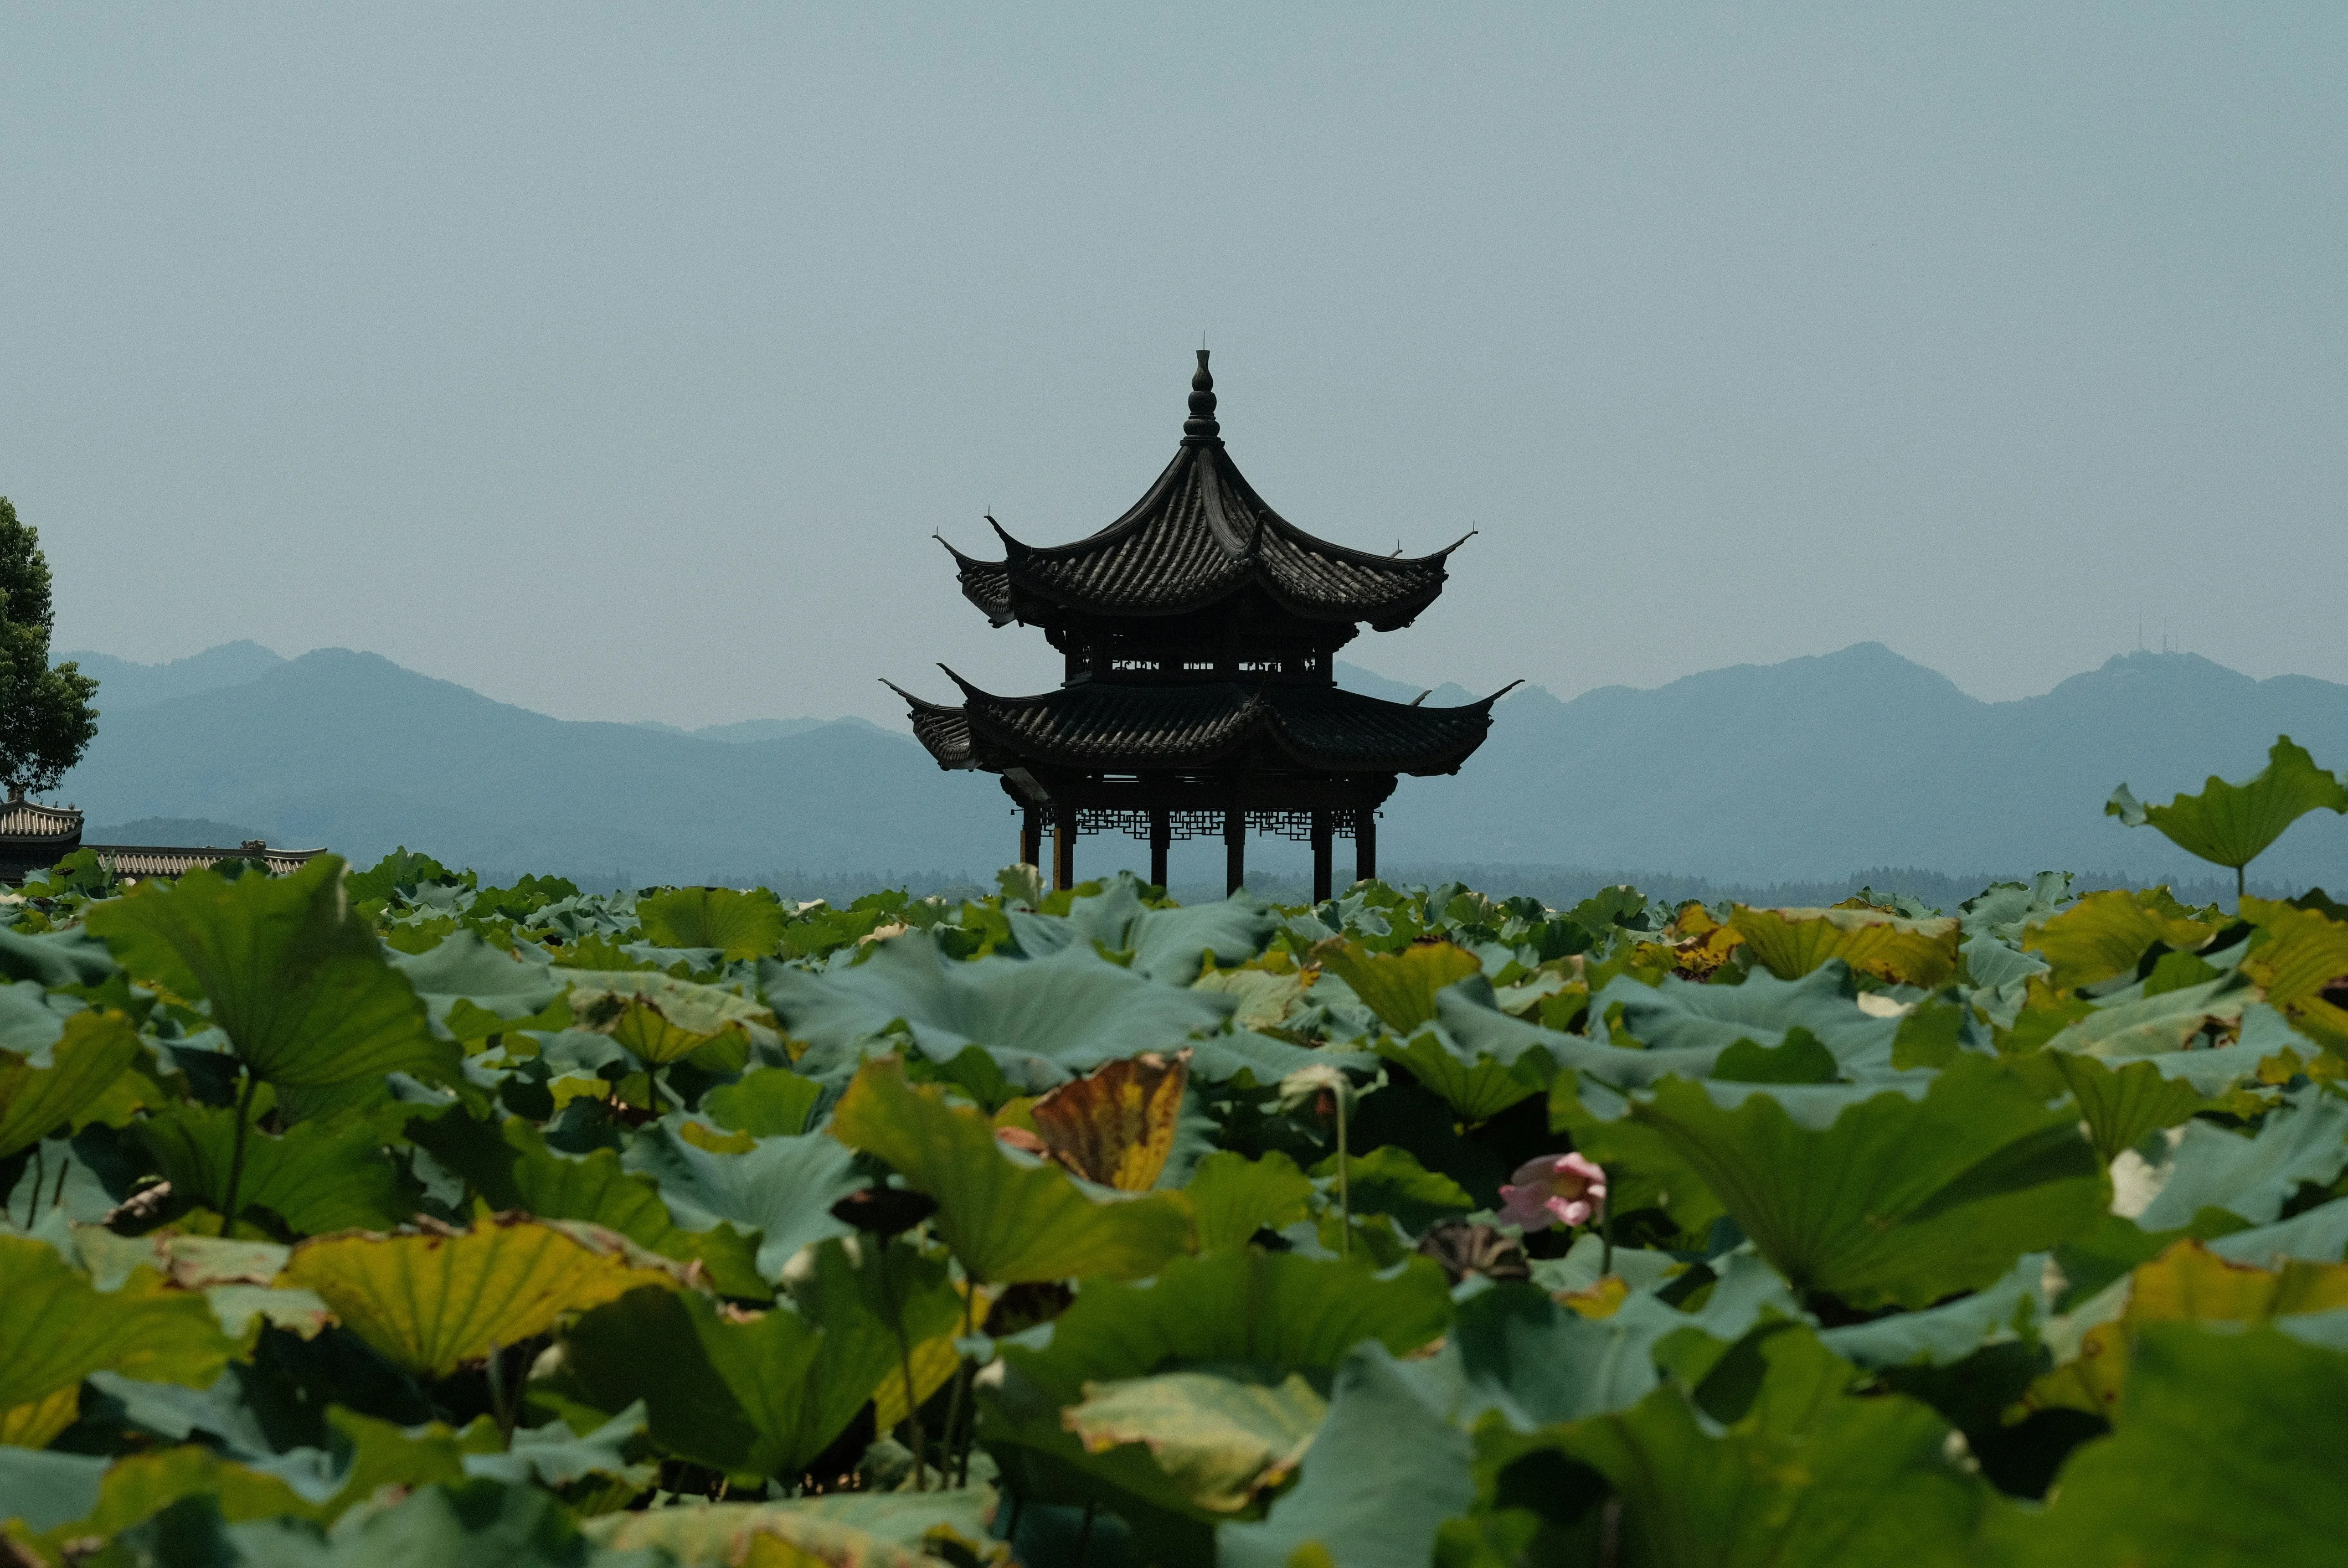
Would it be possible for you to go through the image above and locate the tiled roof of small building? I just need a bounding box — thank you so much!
[892,674,1515,777]
[946,353,1466,631]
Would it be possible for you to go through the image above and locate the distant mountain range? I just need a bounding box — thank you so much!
[50,641,2348,891]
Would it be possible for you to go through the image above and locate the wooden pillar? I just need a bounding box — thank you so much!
[1311,809,1332,903]
[1353,807,1377,886]
[1224,807,1246,897]
[1149,808,1171,889]
[1019,805,1043,869]
[1053,802,1077,891]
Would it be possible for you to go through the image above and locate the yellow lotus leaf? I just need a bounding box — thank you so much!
[2240,897,2348,1054]
[285,1215,689,1378]
[872,1282,995,1432]
[1728,906,1960,988]
[0,1236,236,1412]
[2025,1240,2348,1420]
[0,1383,83,1447]
[1023,1051,1192,1192]
[585,1496,1006,1567]
[1311,939,1481,1031]
[2022,889,2219,994]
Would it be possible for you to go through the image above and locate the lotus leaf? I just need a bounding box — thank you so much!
[564,972,777,1069]
[2026,1240,2348,1421]
[559,1239,955,1482]
[133,1100,412,1235]
[1063,1370,1324,1514]
[0,1007,140,1157]
[1372,1023,1552,1122]
[1519,1328,1997,1568]
[829,1056,1192,1282]
[763,935,1233,1087]
[1009,875,1279,984]
[1616,1058,2109,1308]
[2238,895,2348,1053]
[388,931,569,1033]
[636,886,786,961]
[1311,938,1481,1031]
[1023,1050,1190,1190]
[1217,1342,1474,1568]
[416,1115,769,1297]
[85,856,456,1089]
[2108,734,2348,892]
[1728,905,1961,988]
[2006,1053,2208,1164]
[583,1490,1003,1567]
[2004,1322,2348,1565]
[1182,1151,1316,1253]
[701,1066,822,1137]
[619,1121,861,1282]
[284,1216,686,1378]
[0,1235,236,1411]
[2020,888,2221,994]
[2133,1084,2348,1230]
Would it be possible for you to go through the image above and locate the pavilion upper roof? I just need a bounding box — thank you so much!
[945,352,1468,632]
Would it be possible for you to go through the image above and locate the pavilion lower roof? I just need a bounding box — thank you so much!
[891,675,1512,777]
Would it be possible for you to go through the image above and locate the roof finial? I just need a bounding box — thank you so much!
[1182,348,1219,444]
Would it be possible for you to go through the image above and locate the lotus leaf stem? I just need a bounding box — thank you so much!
[944,1279,977,1487]
[220,1070,262,1237]
[881,1242,928,1490]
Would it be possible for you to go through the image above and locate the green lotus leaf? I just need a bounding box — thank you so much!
[2135,1084,2348,1231]
[2238,895,2348,1054]
[620,1121,861,1282]
[2001,1322,2348,1566]
[5,1446,318,1555]
[1064,1370,1325,1515]
[224,1478,656,1568]
[1009,873,1279,983]
[0,1235,237,1412]
[84,856,457,1089]
[1523,962,1903,1089]
[284,1215,688,1379]
[828,1056,1193,1283]
[1309,1145,1475,1232]
[558,1239,954,1483]
[1372,1025,1552,1122]
[1616,1057,2109,1308]
[702,1066,823,1137]
[0,1007,140,1158]
[0,924,121,988]
[637,886,787,962]
[461,1405,653,1491]
[996,1250,1452,1409]
[413,1114,770,1297]
[1182,1151,1316,1253]
[131,1099,411,1236]
[563,972,779,1069]
[2021,888,2221,994]
[2108,734,2348,885]
[584,1490,1001,1567]
[2007,1051,2208,1165]
[1509,1327,1997,1568]
[1218,1342,1474,1568]
[388,930,570,1036]
[1311,938,1481,1031]
[1729,906,1962,988]
[1445,1282,1679,1427]
[763,936,1233,1090]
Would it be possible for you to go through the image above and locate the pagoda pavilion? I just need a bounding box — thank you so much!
[890,352,1510,899]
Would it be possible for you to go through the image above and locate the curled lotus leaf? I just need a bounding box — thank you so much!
[564,971,781,1068]
[1728,905,1961,988]
[1311,938,1481,1032]
[284,1215,689,1379]
[2021,888,2220,994]
[637,886,789,962]
[2108,734,2348,880]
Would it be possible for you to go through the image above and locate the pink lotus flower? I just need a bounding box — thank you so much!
[1496,1153,1608,1231]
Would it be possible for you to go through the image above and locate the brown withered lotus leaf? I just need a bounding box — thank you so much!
[1025,1050,1192,1191]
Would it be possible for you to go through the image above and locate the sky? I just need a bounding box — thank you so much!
[4,5,2343,730]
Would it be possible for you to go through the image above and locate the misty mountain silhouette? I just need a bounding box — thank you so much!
[53,641,2348,888]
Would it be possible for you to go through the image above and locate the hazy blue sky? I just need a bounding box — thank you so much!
[6,6,2342,729]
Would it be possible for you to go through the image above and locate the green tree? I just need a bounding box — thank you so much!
[0,497,99,797]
